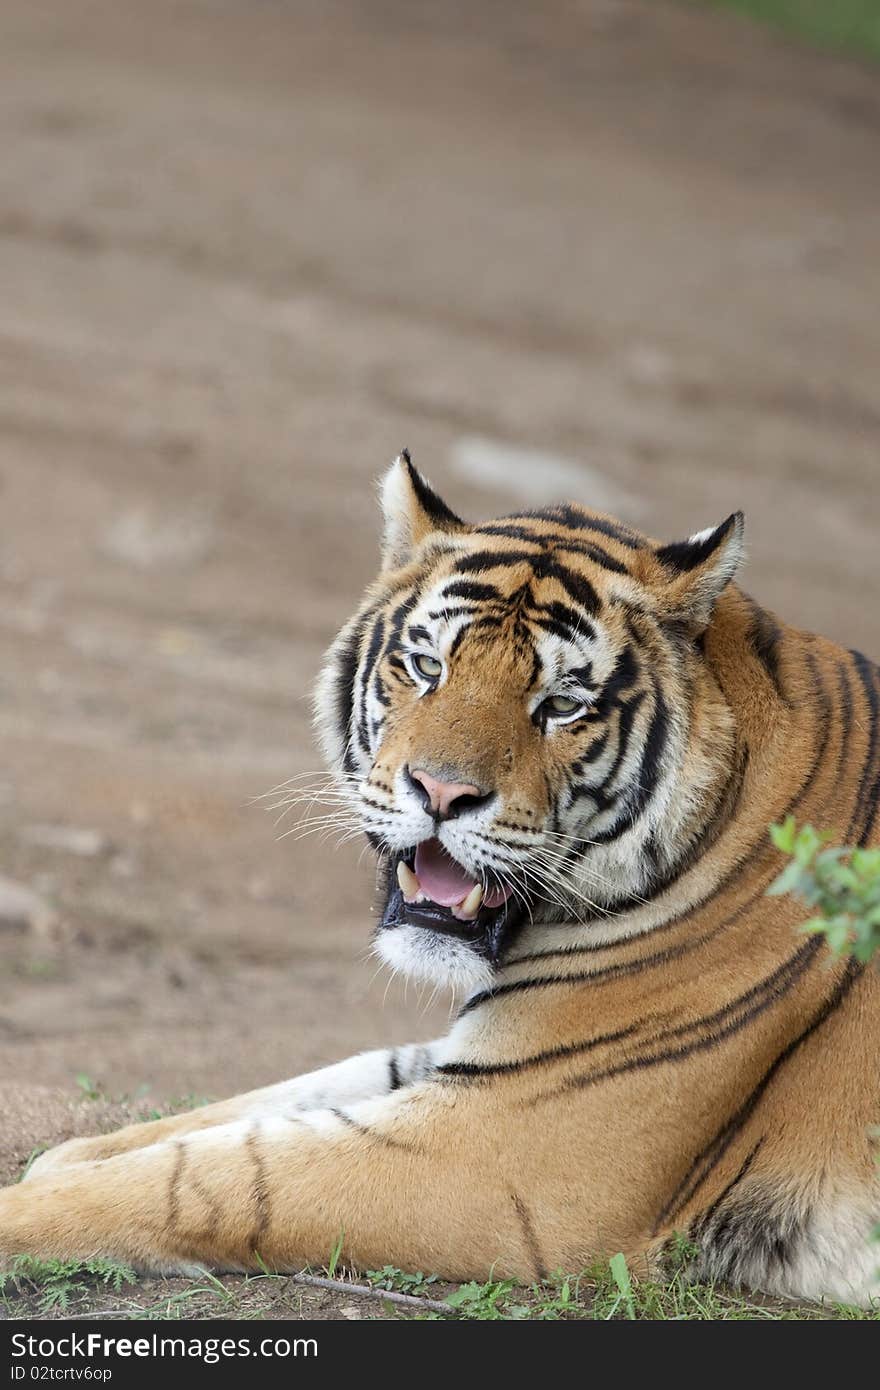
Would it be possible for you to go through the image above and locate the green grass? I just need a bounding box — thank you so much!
[434,1261,877,1321]
[139,1094,212,1122]
[702,0,880,61]
[0,1256,137,1315]
[367,1254,880,1320]
[3,1252,878,1320]
[71,1070,211,1120]
[74,1072,106,1101]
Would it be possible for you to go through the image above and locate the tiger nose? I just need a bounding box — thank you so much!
[406,767,493,821]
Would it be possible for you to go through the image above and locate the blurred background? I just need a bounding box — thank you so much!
[0,0,878,1109]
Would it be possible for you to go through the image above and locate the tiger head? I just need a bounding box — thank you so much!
[316,453,745,992]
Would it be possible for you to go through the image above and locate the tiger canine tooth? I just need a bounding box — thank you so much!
[458,883,484,919]
[397,861,421,901]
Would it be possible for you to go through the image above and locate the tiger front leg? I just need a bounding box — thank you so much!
[24,1041,444,1183]
[0,1088,556,1281]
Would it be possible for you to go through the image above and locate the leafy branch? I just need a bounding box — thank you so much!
[768,817,880,965]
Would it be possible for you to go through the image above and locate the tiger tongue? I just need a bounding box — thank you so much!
[413,839,476,907]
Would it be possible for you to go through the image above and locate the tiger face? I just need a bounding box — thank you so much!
[317,454,744,991]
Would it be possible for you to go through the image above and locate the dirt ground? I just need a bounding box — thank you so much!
[0,0,879,1317]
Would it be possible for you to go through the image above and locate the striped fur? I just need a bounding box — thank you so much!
[2,456,878,1305]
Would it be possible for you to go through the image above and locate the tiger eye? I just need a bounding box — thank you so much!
[413,653,443,679]
[545,694,582,715]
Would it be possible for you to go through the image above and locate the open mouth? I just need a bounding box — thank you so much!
[379,838,524,962]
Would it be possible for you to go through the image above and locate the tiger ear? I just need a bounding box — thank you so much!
[651,512,745,631]
[379,450,465,571]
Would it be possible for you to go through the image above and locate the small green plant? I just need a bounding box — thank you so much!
[444,1277,527,1319]
[609,1251,636,1319]
[18,1146,48,1182]
[139,1094,211,1122]
[366,1266,439,1294]
[0,1256,136,1314]
[326,1228,345,1280]
[74,1072,105,1101]
[768,818,880,964]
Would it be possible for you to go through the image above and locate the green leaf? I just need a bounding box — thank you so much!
[769,817,797,854]
[766,862,805,897]
[609,1252,636,1320]
[327,1227,345,1280]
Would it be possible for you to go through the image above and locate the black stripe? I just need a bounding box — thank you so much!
[360,793,402,816]
[471,614,506,633]
[437,1023,640,1078]
[334,618,367,773]
[448,623,473,660]
[453,549,603,617]
[595,676,669,835]
[403,456,464,530]
[475,525,629,573]
[372,667,390,707]
[245,1124,272,1252]
[509,507,644,548]
[848,649,880,845]
[543,560,601,615]
[454,548,539,575]
[442,579,504,603]
[579,544,629,576]
[747,599,786,701]
[660,938,821,1046]
[356,615,386,753]
[459,937,819,1081]
[528,600,597,641]
[585,688,647,826]
[330,1107,412,1151]
[386,653,411,680]
[511,1193,548,1283]
[690,1137,766,1237]
[791,649,833,811]
[187,1167,225,1232]
[427,605,479,622]
[167,1141,186,1234]
[466,879,808,1010]
[595,644,639,712]
[653,957,860,1230]
[527,644,543,691]
[575,732,609,768]
[835,655,854,777]
[529,615,582,644]
[528,938,825,1108]
[388,1051,402,1091]
[386,591,420,642]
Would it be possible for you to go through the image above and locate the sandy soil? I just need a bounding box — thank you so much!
[0,0,878,1316]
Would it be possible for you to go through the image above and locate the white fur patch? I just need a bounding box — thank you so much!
[687,525,718,546]
[774,1200,880,1307]
[374,923,495,994]
[379,455,417,571]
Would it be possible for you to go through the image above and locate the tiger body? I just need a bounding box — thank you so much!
[2,455,878,1304]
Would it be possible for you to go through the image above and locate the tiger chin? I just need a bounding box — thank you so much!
[2,453,878,1309]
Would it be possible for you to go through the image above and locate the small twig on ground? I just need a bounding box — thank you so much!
[287,1271,452,1314]
[24,1273,454,1320]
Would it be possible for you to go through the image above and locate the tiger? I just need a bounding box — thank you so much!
[1,452,878,1306]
